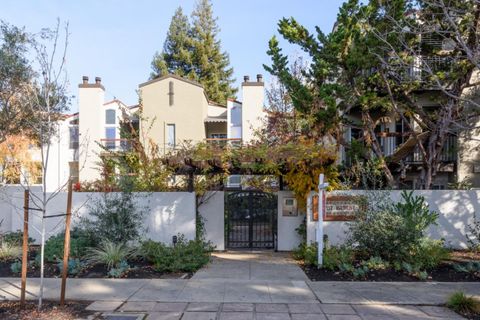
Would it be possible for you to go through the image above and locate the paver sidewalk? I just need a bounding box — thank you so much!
[0,251,479,319]
[88,301,464,320]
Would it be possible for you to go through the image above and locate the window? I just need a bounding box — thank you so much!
[167,124,175,148]
[69,126,79,149]
[105,109,116,125]
[105,127,116,149]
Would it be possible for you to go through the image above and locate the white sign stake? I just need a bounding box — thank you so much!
[317,173,329,267]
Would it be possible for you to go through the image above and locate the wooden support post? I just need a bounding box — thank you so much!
[187,172,194,192]
[60,180,73,306]
[20,190,29,308]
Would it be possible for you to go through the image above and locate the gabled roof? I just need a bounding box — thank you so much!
[138,74,212,104]
[138,74,204,89]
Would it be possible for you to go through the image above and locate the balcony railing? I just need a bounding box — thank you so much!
[205,138,242,147]
[100,139,133,152]
[378,133,457,163]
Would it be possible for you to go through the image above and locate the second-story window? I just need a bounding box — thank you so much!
[69,126,79,149]
[105,127,116,150]
[106,109,116,125]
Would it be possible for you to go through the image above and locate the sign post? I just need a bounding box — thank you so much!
[316,173,329,267]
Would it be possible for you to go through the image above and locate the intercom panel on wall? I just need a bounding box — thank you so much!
[282,197,298,216]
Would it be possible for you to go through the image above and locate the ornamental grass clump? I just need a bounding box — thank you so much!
[447,292,480,315]
[0,242,22,261]
[86,240,133,270]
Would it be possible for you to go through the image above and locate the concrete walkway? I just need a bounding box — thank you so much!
[0,251,479,319]
[192,251,308,281]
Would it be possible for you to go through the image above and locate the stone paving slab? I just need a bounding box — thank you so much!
[97,302,459,320]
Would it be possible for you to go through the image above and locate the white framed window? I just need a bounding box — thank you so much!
[105,109,116,125]
[105,127,116,149]
[167,124,175,148]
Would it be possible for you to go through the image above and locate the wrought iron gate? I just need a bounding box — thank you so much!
[225,190,277,249]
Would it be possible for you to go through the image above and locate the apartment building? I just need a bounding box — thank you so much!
[11,73,265,190]
[339,33,480,189]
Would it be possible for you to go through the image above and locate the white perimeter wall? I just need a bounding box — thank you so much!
[307,190,480,249]
[199,191,225,250]
[0,189,196,245]
[277,191,304,251]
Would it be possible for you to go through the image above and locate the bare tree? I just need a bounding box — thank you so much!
[24,19,71,309]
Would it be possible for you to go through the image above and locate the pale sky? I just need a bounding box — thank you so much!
[1,0,345,111]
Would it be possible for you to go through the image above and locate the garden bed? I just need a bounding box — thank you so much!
[300,251,480,282]
[0,247,194,279]
[0,300,94,320]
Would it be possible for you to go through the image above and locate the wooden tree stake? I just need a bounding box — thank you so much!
[60,180,73,306]
[20,190,29,308]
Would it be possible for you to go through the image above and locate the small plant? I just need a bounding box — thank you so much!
[453,261,480,275]
[363,256,389,270]
[323,245,354,271]
[57,259,86,276]
[338,262,354,273]
[447,291,480,315]
[87,241,133,270]
[10,261,22,274]
[352,265,369,279]
[402,261,428,280]
[107,260,130,278]
[0,242,22,261]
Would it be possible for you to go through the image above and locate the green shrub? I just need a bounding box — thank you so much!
[447,292,480,314]
[2,231,34,246]
[140,235,213,273]
[80,186,145,244]
[323,245,354,271]
[292,243,318,266]
[0,242,22,261]
[86,240,133,270]
[348,191,438,263]
[44,228,95,262]
[10,261,21,274]
[408,238,449,270]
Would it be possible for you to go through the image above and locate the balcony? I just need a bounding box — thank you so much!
[379,133,457,163]
[100,139,133,152]
[205,138,242,148]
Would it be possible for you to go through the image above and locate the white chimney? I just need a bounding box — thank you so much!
[78,76,105,183]
[241,74,265,143]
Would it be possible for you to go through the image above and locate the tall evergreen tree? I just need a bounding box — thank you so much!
[190,0,236,104]
[150,7,194,79]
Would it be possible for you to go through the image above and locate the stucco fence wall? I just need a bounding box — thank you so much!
[0,189,196,245]
[306,190,480,249]
[0,188,477,250]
